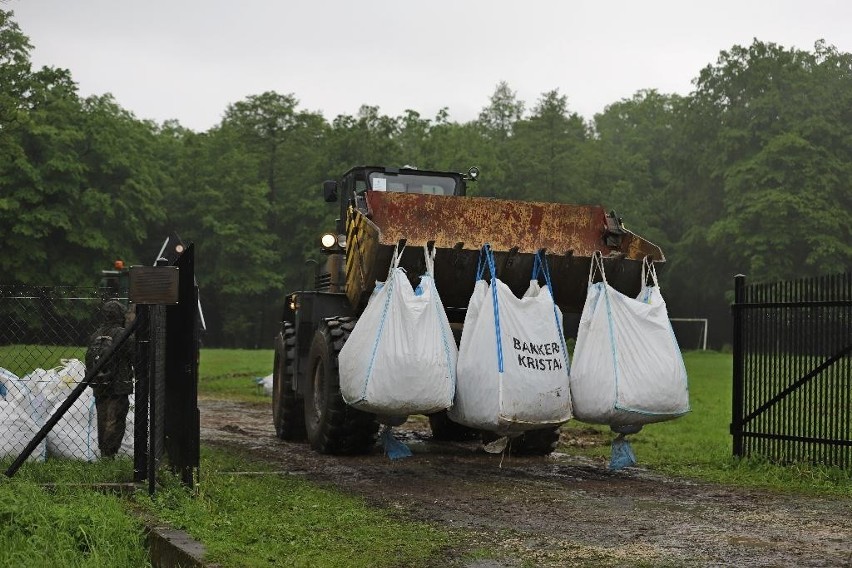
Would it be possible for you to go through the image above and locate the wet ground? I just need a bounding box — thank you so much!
[200,398,852,567]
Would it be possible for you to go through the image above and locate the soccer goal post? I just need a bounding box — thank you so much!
[669,318,708,351]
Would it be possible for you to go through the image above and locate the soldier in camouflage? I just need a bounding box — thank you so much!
[90,300,134,458]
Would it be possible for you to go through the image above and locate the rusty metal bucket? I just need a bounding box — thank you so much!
[344,191,664,321]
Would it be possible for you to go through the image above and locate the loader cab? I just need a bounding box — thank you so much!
[323,166,477,231]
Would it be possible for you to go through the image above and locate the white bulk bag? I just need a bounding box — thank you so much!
[47,388,100,461]
[339,245,457,415]
[118,405,134,457]
[5,370,49,430]
[570,253,690,426]
[0,367,17,400]
[0,400,46,461]
[449,246,572,434]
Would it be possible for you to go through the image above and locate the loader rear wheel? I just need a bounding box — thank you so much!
[482,426,562,456]
[272,323,305,441]
[428,410,480,441]
[304,317,379,454]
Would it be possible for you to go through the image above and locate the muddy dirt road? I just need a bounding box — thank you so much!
[200,398,852,567]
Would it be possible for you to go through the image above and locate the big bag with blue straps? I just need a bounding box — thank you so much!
[339,244,457,416]
[570,253,690,426]
[449,244,572,434]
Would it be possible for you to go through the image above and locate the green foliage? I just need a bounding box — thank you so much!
[0,479,148,567]
[2,8,851,348]
[137,448,450,568]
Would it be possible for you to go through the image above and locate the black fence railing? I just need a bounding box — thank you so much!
[731,271,852,469]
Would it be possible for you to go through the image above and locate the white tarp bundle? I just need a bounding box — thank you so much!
[570,253,690,426]
[0,367,16,400]
[340,245,457,416]
[449,246,572,434]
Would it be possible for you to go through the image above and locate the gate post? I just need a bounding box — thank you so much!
[731,274,746,457]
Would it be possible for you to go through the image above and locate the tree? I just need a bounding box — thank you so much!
[508,89,589,203]
[694,39,852,281]
[710,133,851,281]
[478,81,524,140]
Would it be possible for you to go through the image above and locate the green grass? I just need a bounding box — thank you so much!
[0,460,148,567]
[197,348,273,402]
[2,449,452,568]
[0,344,86,378]
[136,447,451,568]
[561,350,852,496]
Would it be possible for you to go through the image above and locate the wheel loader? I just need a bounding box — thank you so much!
[273,165,664,455]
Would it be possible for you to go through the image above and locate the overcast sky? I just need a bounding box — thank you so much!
[7,0,852,132]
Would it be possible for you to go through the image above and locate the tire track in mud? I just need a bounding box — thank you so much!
[200,398,852,567]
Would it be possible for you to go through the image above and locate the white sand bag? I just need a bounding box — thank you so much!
[47,388,100,461]
[450,246,572,434]
[570,253,690,426]
[340,245,456,415]
[0,400,46,461]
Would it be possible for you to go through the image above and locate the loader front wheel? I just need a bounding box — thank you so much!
[304,317,379,454]
[272,323,305,441]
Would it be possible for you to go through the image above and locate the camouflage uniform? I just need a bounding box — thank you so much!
[90,300,134,457]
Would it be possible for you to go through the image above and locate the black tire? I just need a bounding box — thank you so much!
[304,317,379,454]
[428,410,480,441]
[482,426,562,456]
[272,323,306,441]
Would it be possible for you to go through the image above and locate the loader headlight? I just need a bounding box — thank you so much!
[337,234,347,249]
[321,233,336,248]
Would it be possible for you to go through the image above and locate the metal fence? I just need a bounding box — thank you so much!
[0,286,138,466]
[1,242,201,492]
[731,271,852,469]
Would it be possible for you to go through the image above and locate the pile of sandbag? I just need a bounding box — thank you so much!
[0,359,134,461]
[0,367,48,461]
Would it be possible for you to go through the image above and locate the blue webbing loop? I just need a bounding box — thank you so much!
[475,246,487,280]
[537,249,570,372]
[478,244,504,374]
[531,250,542,281]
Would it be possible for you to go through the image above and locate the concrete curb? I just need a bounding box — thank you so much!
[145,523,218,568]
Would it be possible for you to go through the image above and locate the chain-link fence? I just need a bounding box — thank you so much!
[3,243,200,492]
[0,286,137,465]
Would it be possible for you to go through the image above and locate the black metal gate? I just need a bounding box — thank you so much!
[731,272,852,469]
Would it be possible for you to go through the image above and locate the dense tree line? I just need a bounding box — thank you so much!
[1,10,850,347]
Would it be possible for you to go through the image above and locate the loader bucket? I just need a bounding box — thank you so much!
[344,191,664,321]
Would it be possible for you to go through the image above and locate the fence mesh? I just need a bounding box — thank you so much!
[0,286,137,465]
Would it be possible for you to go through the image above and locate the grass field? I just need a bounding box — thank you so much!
[2,347,849,567]
[0,344,86,378]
